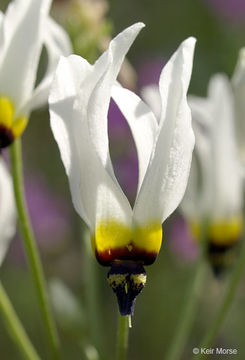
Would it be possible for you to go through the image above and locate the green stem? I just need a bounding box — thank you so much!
[83,231,104,356]
[165,219,208,360]
[116,313,129,360]
[195,240,245,359]
[10,139,60,360]
[0,281,41,360]
[165,261,205,360]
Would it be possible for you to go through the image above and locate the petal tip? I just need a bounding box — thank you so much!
[127,22,145,34]
[183,36,197,49]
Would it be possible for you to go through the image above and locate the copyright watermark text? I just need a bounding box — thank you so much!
[193,347,238,355]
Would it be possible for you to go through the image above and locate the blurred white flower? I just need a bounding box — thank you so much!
[0,0,72,148]
[182,74,244,274]
[232,48,245,165]
[49,278,85,329]
[0,159,16,266]
[49,23,196,313]
[49,278,99,360]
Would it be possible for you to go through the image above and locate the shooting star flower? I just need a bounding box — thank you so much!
[0,0,72,148]
[49,23,196,315]
[182,74,244,275]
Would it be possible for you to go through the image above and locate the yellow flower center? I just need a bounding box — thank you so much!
[91,219,162,266]
[190,217,243,246]
[0,96,28,148]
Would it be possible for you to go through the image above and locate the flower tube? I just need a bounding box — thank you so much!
[182,74,244,275]
[49,23,196,315]
[0,0,72,148]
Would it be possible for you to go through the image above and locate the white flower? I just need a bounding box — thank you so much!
[49,23,196,266]
[183,74,243,220]
[141,84,161,119]
[0,159,16,266]
[181,75,243,271]
[0,0,72,148]
[49,22,195,314]
[232,48,245,164]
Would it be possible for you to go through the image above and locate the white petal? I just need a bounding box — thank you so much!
[231,49,245,163]
[183,74,243,221]
[0,159,16,266]
[0,0,51,112]
[0,10,3,32]
[26,17,72,112]
[208,74,243,218]
[133,37,196,225]
[141,84,161,120]
[111,84,158,193]
[0,11,3,58]
[49,278,84,328]
[188,95,212,128]
[180,117,213,220]
[49,56,132,230]
[49,55,91,226]
[86,23,145,172]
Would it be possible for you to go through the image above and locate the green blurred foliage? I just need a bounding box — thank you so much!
[108,0,245,95]
[52,0,113,63]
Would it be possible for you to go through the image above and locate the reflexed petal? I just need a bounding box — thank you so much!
[0,11,3,41]
[0,160,16,266]
[0,0,52,113]
[133,37,196,225]
[184,74,243,220]
[111,84,158,193]
[188,95,212,128]
[232,48,245,162]
[181,119,212,220]
[49,278,85,329]
[26,17,72,112]
[141,84,161,120]
[208,74,243,218]
[49,55,92,227]
[49,56,132,230]
[86,23,145,171]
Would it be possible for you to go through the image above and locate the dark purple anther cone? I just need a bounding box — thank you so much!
[207,241,241,278]
[107,261,147,316]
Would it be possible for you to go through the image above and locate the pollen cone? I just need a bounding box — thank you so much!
[107,261,147,316]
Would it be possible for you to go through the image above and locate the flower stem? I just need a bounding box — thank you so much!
[0,281,41,360]
[165,260,205,360]
[116,313,129,360]
[195,240,245,359]
[83,232,104,357]
[10,138,60,360]
[165,219,208,360]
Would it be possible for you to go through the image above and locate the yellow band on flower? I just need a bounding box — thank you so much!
[91,219,162,266]
[190,217,243,246]
[0,96,28,148]
[11,116,28,138]
[0,97,14,128]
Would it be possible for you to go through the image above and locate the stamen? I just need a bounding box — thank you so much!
[128,315,132,328]
[108,261,147,316]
